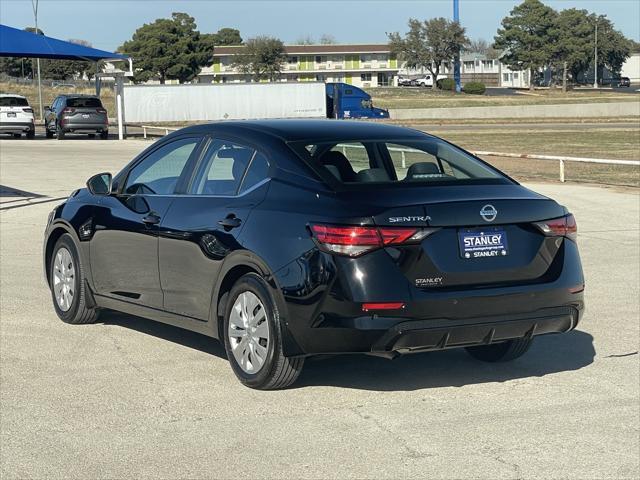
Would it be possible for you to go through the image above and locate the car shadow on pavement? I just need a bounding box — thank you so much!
[100,308,595,391]
[297,331,595,391]
[99,310,228,360]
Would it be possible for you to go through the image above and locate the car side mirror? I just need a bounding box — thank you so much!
[44,106,51,111]
[87,172,112,195]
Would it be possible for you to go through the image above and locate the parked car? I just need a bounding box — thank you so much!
[0,94,35,139]
[44,94,108,139]
[617,77,631,87]
[43,120,585,389]
[397,77,416,87]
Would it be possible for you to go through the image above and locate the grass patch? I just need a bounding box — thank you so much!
[372,87,640,109]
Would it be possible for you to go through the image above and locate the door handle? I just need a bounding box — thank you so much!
[218,215,242,230]
[142,213,161,225]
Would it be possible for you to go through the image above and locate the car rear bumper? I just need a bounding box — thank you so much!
[62,122,108,132]
[0,122,34,133]
[286,303,583,357]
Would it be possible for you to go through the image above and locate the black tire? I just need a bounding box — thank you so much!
[88,133,96,138]
[465,338,533,362]
[100,130,108,140]
[13,133,21,138]
[45,127,53,139]
[26,129,35,139]
[49,234,99,324]
[56,125,65,140]
[223,273,304,390]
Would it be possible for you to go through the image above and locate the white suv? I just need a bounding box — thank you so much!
[0,94,35,139]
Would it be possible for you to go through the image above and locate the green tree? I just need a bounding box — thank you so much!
[550,8,594,91]
[494,0,558,90]
[388,17,468,89]
[593,15,633,78]
[232,36,287,81]
[202,27,243,49]
[119,12,211,84]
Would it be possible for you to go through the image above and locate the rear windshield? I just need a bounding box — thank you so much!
[66,97,102,108]
[292,138,509,187]
[0,97,29,107]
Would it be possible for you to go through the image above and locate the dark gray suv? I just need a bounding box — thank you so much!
[45,95,108,139]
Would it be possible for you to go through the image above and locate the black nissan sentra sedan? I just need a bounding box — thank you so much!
[44,120,585,389]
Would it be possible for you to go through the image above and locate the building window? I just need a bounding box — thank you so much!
[483,60,493,68]
[289,56,298,64]
[360,54,372,63]
[315,55,327,64]
[464,61,474,70]
[513,72,519,80]
[316,74,325,82]
[503,73,510,82]
[361,73,372,82]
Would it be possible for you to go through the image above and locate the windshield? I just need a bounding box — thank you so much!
[0,97,29,107]
[292,138,509,188]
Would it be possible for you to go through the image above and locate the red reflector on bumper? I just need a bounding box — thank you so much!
[362,302,405,312]
[568,284,585,294]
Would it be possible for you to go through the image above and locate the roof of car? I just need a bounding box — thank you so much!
[178,119,429,143]
[58,94,99,98]
[0,94,27,98]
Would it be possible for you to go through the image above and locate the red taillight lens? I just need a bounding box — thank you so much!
[62,107,76,114]
[534,214,578,242]
[310,224,436,257]
[96,108,107,114]
[362,302,405,312]
[22,107,34,113]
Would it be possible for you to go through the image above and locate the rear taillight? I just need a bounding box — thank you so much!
[362,302,405,312]
[96,108,107,114]
[310,224,437,257]
[22,107,34,113]
[62,107,76,114]
[534,214,577,242]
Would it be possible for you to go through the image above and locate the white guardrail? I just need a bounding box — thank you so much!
[135,130,639,183]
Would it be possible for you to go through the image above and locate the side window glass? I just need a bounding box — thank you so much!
[191,140,255,195]
[124,138,199,195]
[386,143,440,180]
[239,152,270,194]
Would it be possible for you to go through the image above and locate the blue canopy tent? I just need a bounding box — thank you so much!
[0,24,131,138]
[0,24,129,61]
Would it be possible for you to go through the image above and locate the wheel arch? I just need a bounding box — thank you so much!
[44,221,82,287]
[211,251,303,357]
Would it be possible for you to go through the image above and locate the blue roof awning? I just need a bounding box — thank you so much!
[0,24,128,61]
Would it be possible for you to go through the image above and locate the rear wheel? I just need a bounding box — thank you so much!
[88,133,95,138]
[223,273,304,389]
[465,338,533,362]
[100,130,108,140]
[26,129,35,139]
[13,133,21,138]
[49,234,99,324]
[45,126,53,139]
[56,124,65,140]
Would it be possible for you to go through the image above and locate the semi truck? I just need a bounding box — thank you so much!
[122,82,389,124]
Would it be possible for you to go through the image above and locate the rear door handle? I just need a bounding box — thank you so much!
[142,213,161,225]
[218,215,242,230]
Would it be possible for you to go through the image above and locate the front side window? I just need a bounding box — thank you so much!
[124,138,199,195]
[294,138,508,187]
[190,140,255,196]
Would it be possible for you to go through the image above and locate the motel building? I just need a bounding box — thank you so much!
[198,44,401,88]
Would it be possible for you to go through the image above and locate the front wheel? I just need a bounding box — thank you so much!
[465,338,533,362]
[223,273,304,389]
[49,234,99,324]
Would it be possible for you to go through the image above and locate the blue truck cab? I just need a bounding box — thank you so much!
[326,83,390,119]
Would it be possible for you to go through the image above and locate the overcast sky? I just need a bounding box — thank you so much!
[2,0,639,52]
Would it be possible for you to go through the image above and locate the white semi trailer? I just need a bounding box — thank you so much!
[122,82,327,124]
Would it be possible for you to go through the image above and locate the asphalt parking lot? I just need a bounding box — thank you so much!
[1,139,639,479]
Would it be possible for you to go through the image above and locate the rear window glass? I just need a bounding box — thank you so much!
[0,97,29,107]
[66,97,102,108]
[294,138,508,187]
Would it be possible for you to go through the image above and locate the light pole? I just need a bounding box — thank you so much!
[31,0,43,120]
[593,20,598,89]
[453,0,461,93]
